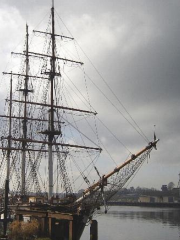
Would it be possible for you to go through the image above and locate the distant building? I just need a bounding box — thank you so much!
[172,187,180,197]
[29,196,45,204]
[138,195,177,203]
[161,185,168,192]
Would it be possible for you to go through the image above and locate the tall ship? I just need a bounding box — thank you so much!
[0,1,159,239]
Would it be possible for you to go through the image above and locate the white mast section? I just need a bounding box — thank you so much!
[48,1,55,199]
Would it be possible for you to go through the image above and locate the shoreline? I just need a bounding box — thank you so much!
[108,201,180,208]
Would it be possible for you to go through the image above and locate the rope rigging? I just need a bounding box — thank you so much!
[55,10,149,143]
[0,9,159,204]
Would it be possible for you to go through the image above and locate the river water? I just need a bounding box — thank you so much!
[81,206,180,240]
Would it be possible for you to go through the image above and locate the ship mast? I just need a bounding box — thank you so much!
[6,73,13,183]
[2,25,31,196]
[3,73,13,235]
[48,1,56,199]
[21,24,29,195]
[1,1,101,199]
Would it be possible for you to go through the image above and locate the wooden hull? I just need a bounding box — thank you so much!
[14,205,92,240]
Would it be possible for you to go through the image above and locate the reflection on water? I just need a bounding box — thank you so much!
[81,206,180,240]
[108,207,180,227]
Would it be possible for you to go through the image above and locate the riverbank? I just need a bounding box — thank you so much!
[108,201,180,208]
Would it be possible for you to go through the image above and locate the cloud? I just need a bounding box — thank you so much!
[0,0,180,190]
[0,6,24,58]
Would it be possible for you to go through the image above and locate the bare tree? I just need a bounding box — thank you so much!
[167,182,175,190]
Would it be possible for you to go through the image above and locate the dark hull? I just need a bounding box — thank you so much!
[13,203,93,240]
[50,214,88,240]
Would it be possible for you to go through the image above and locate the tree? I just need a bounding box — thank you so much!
[167,182,175,191]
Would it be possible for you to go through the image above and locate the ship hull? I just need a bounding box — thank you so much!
[14,205,92,240]
[50,215,88,240]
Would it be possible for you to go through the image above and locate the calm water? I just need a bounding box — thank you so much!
[81,206,180,240]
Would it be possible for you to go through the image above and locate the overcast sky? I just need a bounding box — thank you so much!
[0,0,180,190]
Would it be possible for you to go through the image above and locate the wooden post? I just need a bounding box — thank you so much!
[69,220,73,240]
[90,220,98,240]
[48,217,52,237]
[39,217,45,235]
[16,214,23,221]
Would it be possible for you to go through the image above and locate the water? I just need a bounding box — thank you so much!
[81,206,180,240]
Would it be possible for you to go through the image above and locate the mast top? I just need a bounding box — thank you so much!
[52,0,54,8]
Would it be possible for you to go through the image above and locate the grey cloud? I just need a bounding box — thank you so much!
[0,0,180,189]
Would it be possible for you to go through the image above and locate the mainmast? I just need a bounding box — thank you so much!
[1,1,101,199]
[21,24,29,195]
[48,1,56,199]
